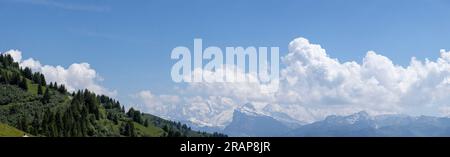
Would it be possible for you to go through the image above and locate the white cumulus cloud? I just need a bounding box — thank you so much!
[134,37,450,126]
[1,49,117,97]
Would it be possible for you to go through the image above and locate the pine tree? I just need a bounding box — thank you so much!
[32,73,38,83]
[121,121,136,137]
[23,67,33,80]
[42,88,51,103]
[31,114,41,135]
[10,73,20,85]
[19,77,28,91]
[3,54,14,67]
[0,70,7,83]
[40,74,46,86]
[49,82,54,89]
[58,84,66,93]
[127,108,134,117]
[37,84,43,95]
[18,115,29,133]
[127,108,143,124]
[144,119,149,127]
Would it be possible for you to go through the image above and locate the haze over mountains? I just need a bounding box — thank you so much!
[4,49,450,137]
[187,103,450,137]
[223,103,298,137]
[133,37,450,135]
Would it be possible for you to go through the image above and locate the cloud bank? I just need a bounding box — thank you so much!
[2,49,117,97]
[135,37,450,126]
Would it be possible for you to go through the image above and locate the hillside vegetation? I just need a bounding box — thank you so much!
[0,54,227,137]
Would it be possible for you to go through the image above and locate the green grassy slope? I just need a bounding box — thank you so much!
[134,122,164,137]
[0,123,26,137]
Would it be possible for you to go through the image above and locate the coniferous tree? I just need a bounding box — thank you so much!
[32,73,39,84]
[37,84,43,95]
[2,54,14,67]
[0,56,219,137]
[10,73,20,85]
[18,115,29,133]
[127,108,143,124]
[121,121,136,137]
[19,77,28,90]
[144,119,149,127]
[40,74,46,86]
[58,84,67,93]
[42,88,51,103]
[31,116,40,135]
[23,67,33,80]
[0,70,8,83]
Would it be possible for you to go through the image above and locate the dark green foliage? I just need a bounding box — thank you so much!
[106,110,121,125]
[144,119,149,127]
[17,115,29,133]
[22,67,33,80]
[32,73,46,86]
[0,85,33,105]
[40,74,46,86]
[127,108,143,124]
[57,84,67,94]
[48,82,58,90]
[0,54,225,137]
[0,70,9,83]
[37,84,43,95]
[121,120,136,137]
[10,73,20,85]
[42,88,51,104]
[0,54,19,69]
[212,132,228,137]
[49,82,54,89]
[18,77,28,91]
[99,95,121,110]
[142,114,228,137]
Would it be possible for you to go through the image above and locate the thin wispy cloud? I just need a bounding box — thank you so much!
[6,0,111,12]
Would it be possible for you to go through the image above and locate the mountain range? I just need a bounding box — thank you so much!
[223,103,293,137]
[4,51,450,137]
[289,111,450,137]
[189,103,450,137]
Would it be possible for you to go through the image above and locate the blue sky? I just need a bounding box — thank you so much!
[2,0,450,110]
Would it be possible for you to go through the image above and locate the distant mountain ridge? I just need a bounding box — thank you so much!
[187,105,450,137]
[289,111,450,137]
[223,103,292,137]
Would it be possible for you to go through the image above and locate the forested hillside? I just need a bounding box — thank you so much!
[0,54,226,137]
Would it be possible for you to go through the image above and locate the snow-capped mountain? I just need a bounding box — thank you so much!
[180,101,450,137]
[223,103,293,137]
[289,112,450,137]
[262,104,306,128]
[288,111,377,136]
[184,103,305,136]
